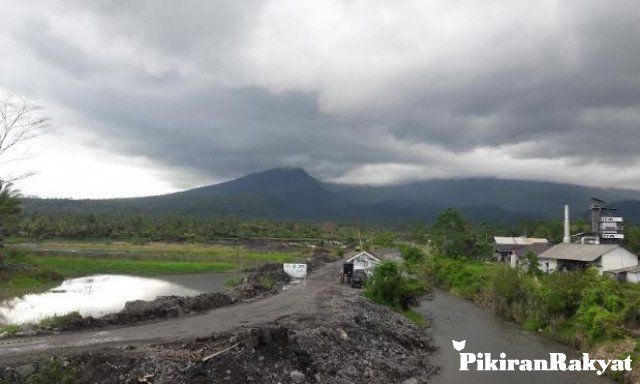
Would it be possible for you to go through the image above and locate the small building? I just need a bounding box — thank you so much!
[494,236,550,268]
[537,243,638,274]
[604,266,640,284]
[345,251,380,272]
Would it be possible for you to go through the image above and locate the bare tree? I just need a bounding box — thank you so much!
[0,95,50,181]
[0,95,48,264]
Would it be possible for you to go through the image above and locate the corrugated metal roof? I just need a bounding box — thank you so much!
[538,243,619,262]
[494,236,549,245]
[604,265,640,274]
[346,251,380,263]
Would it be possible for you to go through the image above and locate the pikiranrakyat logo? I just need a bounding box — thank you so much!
[451,339,632,376]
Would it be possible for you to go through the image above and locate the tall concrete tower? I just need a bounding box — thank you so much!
[563,205,571,244]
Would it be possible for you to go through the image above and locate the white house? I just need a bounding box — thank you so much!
[604,265,640,283]
[537,243,638,274]
[346,251,380,272]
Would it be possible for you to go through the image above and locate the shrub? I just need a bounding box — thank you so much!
[24,357,76,384]
[364,261,427,310]
[575,278,626,343]
[257,275,275,290]
[400,245,426,264]
[0,324,19,336]
[39,312,83,330]
[521,251,543,276]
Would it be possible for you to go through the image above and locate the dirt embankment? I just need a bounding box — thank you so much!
[8,263,292,336]
[2,295,436,384]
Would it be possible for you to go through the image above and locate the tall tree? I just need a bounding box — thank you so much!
[0,181,21,263]
[0,95,48,263]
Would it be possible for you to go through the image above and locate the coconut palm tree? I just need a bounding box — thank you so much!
[0,180,21,264]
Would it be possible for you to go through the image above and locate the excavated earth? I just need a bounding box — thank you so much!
[1,295,436,384]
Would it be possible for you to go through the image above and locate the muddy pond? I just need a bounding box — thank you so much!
[0,271,237,324]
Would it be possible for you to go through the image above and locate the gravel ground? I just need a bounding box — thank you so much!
[1,295,436,384]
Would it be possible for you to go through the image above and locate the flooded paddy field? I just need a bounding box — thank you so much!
[0,271,236,324]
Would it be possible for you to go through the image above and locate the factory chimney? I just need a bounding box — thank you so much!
[563,205,571,244]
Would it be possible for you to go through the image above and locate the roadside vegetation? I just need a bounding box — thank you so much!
[405,208,640,380]
[363,260,429,326]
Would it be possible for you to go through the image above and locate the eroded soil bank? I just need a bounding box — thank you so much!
[1,295,436,384]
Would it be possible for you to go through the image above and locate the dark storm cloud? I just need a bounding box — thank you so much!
[2,0,640,186]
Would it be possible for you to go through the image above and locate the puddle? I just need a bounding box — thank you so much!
[0,272,235,324]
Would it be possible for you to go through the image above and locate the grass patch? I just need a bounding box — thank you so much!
[403,309,429,327]
[38,312,82,330]
[225,275,245,287]
[27,256,236,277]
[258,276,276,290]
[0,250,63,300]
[9,240,304,264]
[0,324,19,336]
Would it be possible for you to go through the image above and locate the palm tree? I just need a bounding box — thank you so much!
[0,180,21,264]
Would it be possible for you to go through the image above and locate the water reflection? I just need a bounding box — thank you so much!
[0,274,222,324]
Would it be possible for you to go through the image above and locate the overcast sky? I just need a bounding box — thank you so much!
[1,0,639,198]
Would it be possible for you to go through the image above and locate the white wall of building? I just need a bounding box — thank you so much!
[599,248,639,273]
[538,258,557,273]
[627,272,640,284]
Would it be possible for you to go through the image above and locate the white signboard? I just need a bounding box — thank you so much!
[283,263,307,278]
[601,233,625,239]
[600,222,620,231]
[601,217,624,223]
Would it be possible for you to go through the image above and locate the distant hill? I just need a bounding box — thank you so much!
[23,168,640,223]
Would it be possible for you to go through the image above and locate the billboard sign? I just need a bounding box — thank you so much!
[601,217,623,223]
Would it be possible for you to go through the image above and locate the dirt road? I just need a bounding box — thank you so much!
[0,261,345,364]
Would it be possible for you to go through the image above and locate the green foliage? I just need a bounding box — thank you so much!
[402,309,429,327]
[27,256,236,276]
[6,212,363,242]
[0,324,20,335]
[521,251,543,276]
[24,357,76,384]
[420,254,640,348]
[624,225,640,254]
[224,275,245,287]
[400,244,426,264]
[367,232,398,248]
[38,312,83,330]
[0,181,22,263]
[257,275,276,290]
[0,249,63,300]
[363,261,427,310]
[575,278,626,342]
[430,209,493,260]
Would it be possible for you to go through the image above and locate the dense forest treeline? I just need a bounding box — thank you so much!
[4,210,640,254]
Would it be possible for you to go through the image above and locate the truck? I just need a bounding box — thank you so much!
[340,262,368,288]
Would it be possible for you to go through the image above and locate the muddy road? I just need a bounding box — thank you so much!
[419,289,614,384]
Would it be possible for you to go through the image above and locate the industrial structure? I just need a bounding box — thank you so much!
[536,199,638,278]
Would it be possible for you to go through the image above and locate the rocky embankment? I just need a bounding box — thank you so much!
[1,295,436,384]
